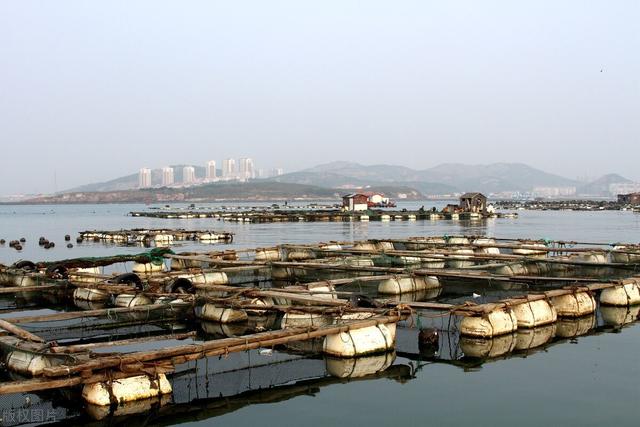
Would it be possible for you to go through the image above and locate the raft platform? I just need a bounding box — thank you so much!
[129,209,517,222]
[1,234,639,422]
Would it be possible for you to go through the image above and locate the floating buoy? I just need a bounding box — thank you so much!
[511,299,557,328]
[114,294,153,308]
[473,238,500,255]
[6,350,57,376]
[513,243,547,258]
[599,281,640,306]
[280,312,332,329]
[82,374,172,406]
[68,267,102,283]
[493,263,528,276]
[460,307,518,338]
[323,323,396,357]
[185,271,228,285]
[447,237,469,245]
[132,262,164,274]
[287,248,315,261]
[73,287,110,302]
[377,275,440,295]
[196,304,248,323]
[255,248,280,262]
[551,291,596,317]
[610,245,640,264]
[447,249,475,269]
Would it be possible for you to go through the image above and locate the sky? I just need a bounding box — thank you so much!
[0,0,638,194]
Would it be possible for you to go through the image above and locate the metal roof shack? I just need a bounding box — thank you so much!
[459,192,487,214]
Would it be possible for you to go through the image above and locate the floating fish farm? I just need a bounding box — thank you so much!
[129,209,517,222]
[1,235,639,423]
[78,229,234,245]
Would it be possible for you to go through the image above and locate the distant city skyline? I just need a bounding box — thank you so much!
[1,1,638,194]
[138,157,283,189]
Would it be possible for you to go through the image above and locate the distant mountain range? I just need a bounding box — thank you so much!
[62,161,633,198]
[270,161,583,194]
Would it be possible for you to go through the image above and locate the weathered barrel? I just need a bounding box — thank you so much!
[323,323,396,357]
[460,307,518,337]
[550,291,596,317]
[114,294,153,307]
[73,287,110,302]
[511,299,557,328]
[196,304,248,323]
[600,281,640,306]
[82,374,172,406]
[377,275,440,295]
[280,312,333,329]
[255,248,280,262]
[132,262,164,274]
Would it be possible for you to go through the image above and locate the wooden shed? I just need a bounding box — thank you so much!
[459,192,487,214]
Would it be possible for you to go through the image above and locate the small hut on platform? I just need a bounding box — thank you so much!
[459,192,487,214]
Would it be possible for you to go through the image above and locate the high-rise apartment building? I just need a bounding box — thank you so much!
[138,168,152,188]
[206,160,217,181]
[222,159,236,178]
[161,167,174,186]
[239,158,255,180]
[183,166,195,184]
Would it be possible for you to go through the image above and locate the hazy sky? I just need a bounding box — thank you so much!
[1,1,638,194]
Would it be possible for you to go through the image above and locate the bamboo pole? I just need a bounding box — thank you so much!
[50,331,197,353]
[0,318,45,343]
[5,302,192,324]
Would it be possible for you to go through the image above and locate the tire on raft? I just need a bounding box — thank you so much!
[13,260,37,271]
[167,277,195,294]
[111,273,143,290]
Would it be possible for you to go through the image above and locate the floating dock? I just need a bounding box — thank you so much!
[129,209,517,222]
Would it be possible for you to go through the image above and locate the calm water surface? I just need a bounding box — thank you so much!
[0,203,639,426]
